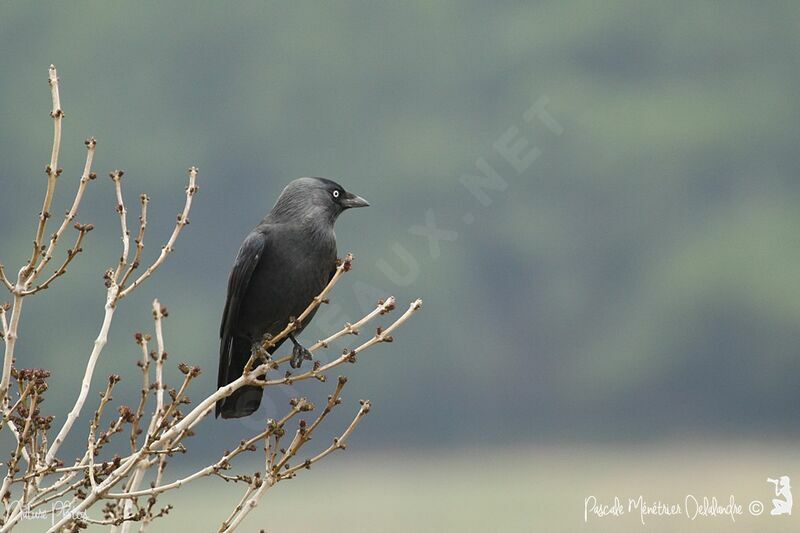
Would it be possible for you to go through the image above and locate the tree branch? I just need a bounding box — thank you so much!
[25,137,97,288]
[20,223,94,296]
[25,65,63,277]
[117,167,198,300]
[0,266,12,293]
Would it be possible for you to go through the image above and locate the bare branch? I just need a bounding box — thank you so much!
[25,137,97,287]
[218,394,371,532]
[130,333,151,453]
[119,193,149,289]
[117,167,198,300]
[0,266,12,293]
[25,65,63,276]
[107,400,308,500]
[20,223,94,296]
[0,294,25,412]
[259,252,353,354]
[152,297,417,451]
[0,304,8,339]
[280,400,371,480]
[150,300,167,432]
[272,376,348,474]
[217,483,257,532]
[88,376,121,490]
[45,168,198,466]
[44,283,118,465]
[271,296,396,368]
[110,170,131,282]
[261,299,422,387]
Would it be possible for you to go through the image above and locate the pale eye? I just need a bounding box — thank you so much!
[332,190,340,198]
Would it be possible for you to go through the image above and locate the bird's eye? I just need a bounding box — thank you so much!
[332,190,340,198]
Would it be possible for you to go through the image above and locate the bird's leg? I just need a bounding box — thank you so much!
[288,333,312,369]
[245,335,271,375]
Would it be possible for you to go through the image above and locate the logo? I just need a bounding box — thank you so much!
[767,476,792,516]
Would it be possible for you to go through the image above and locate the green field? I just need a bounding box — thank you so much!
[12,441,800,532]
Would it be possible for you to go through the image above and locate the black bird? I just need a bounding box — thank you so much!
[216,178,369,419]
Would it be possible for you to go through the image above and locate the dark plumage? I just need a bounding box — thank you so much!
[216,177,369,419]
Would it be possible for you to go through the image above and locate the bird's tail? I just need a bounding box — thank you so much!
[217,385,263,419]
[216,336,263,419]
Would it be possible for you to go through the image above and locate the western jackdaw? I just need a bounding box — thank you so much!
[216,177,369,419]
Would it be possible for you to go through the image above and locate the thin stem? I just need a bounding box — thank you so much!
[110,170,131,282]
[255,252,353,357]
[263,299,422,387]
[25,65,63,276]
[218,476,273,532]
[151,300,166,432]
[25,138,97,286]
[130,334,151,453]
[272,296,396,368]
[44,285,118,465]
[280,401,371,479]
[107,403,306,500]
[0,266,12,292]
[119,193,149,289]
[0,293,25,411]
[20,224,92,296]
[117,167,198,300]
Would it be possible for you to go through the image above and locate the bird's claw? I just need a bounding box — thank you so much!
[290,343,312,369]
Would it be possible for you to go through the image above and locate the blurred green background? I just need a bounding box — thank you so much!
[2,1,800,531]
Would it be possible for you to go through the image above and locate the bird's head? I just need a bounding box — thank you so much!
[271,177,369,225]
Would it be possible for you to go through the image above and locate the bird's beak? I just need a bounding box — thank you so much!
[341,191,370,209]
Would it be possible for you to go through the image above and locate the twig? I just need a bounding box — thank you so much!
[1,66,66,413]
[25,65,63,276]
[218,483,257,532]
[252,252,354,361]
[44,283,119,465]
[262,299,422,387]
[88,376,120,490]
[117,167,198,300]
[107,401,309,500]
[217,393,367,533]
[271,296,396,368]
[280,400,371,480]
[1,390,39,519]
[46,447,148,531]
[0,293,25,413]
[0,304,8,339]
[119,193,149,289]
[0,382,32,434]
[45,168,199,466]
[218,474,273,532]
[155,365,197,436]
[0,266,12,293]
[110,170,131,282]
[130,333,151,453]
[153,297,416,450]
[150,300,167,433]
[20,223,93,296]
[25,137,97,287]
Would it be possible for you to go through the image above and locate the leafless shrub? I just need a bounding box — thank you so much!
[0,65,421,532]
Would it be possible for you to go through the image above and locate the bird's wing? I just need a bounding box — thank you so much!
[218,228,268,387]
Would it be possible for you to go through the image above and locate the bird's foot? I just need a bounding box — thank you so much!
[290,341,312,369]
[248,342,271,368]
